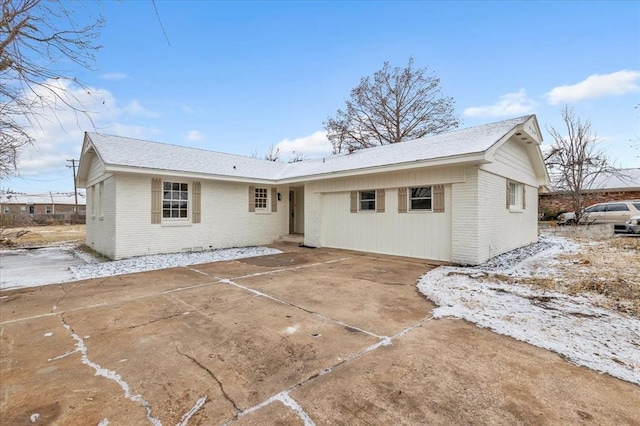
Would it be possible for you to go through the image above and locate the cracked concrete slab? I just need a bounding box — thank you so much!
[234,254,436,337]
[1,246,638,425]
[290,318,640,425]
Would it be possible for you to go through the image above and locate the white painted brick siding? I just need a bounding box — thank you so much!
[451,167,480,264]
[86,175,116,258]
[109,174,287,259]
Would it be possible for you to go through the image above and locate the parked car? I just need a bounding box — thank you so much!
[558,201,640,230]
[626,216,640,234]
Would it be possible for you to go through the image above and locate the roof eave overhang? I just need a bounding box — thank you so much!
[104,165,279,185]
[278,153,489,184]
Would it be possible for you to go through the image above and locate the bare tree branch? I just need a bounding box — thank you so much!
[545,106,620,223]
[324,57,460,154]
[0,0,104,178]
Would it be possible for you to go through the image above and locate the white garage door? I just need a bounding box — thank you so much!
[320,189,452,261]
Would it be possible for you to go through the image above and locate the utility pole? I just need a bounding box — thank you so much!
[67,159,78,223]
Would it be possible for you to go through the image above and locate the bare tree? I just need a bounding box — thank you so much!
[0,0,104,177]
[545,106,618,223]
[288,151,306,163]
[264,144,280,162]
[324,57,460,154]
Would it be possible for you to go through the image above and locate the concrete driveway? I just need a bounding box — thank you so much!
[1,245,638,425]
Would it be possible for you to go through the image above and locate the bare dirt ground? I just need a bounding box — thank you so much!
[1,246,638,425]
[0,224,86,247]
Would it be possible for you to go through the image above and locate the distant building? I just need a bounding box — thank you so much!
[0,192,86,225]
[539,168,640,216]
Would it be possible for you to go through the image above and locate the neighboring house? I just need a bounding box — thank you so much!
[539,168,640,217]
[0,192,86,216]
[77,115,548,265]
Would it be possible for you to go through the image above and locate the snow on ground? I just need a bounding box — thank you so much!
[0,246,281,290]
[418,235,640,385]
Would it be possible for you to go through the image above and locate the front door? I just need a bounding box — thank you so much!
[289,190,295,233]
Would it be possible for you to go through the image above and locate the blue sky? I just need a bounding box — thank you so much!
[5,0,640,193]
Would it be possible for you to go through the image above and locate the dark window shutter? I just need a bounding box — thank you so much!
[249,186,255,212]
[376,189,385,213]
[350,191,357,213]
[271,187,277,212]
[192,181,201,223]
[522,185,526,209]
[398,188,407,213]
[151,178,161,224]
[433,185,445,213]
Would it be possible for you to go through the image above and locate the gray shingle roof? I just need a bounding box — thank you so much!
[86,115,533,181]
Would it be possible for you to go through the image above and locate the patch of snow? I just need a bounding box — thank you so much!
[43,332,53,337]
[418,236,640,385]
[278,393,316,426]
[1,246,281,290]
[61,320,162,425]
[285,325,299,334]
[70,247,282,281]
[176,396,207,426]
[97,419,109,426]
[30,413,39,423]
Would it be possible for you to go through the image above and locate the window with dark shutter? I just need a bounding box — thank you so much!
[398,188,407,213]
[151,178,162,224]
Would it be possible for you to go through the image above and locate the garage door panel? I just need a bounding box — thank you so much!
[320,190,451,261]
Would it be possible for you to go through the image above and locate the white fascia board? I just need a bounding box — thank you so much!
[104,165,278,185]
[278,153,489,185]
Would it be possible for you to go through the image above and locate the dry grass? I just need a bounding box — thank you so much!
[476,236,640,317]
[0,225,85,246]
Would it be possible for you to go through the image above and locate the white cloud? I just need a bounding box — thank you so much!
[546,70,640,105]
[100,72,127,81]
[464,89,537,118]
[275,131,332,161]
[122,100,159,118]
[11,79,160,178]
[181,105,194,114]
[187,130,205,142]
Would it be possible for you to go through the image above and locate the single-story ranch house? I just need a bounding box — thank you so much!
[77,115,548,265]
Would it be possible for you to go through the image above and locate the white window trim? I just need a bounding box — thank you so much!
[359,190,376,212]
[162,181,191,221]
[254,187,269,212]
[408,186,433,212]
[508,181,524,212]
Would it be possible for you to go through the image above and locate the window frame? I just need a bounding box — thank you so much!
[3,206,9,214]
[508,181,524,211]
[254,187,269,210]
[162,181,190,220]
[409,186,433,212]
[45,206,52,214]
[359,190,376,212]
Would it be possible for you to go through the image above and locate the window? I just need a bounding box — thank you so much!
[254,187,268,209]
[633,202,640,210]
[163,182,189,218]
[29,205,34,214]
[606,203,629,212]
[410,187,432,211]
[359,190,376,211]
[508,182,518,206]
[45,206,52,214]
[20,206,25,214]
[3,206,9,214]
[99,181,104,217]
[585,205,605,213]
[507,181,524,210]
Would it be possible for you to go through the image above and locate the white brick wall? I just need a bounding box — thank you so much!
[105,174,287,259]
[86,175,116,258]
[451,166,480,264]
